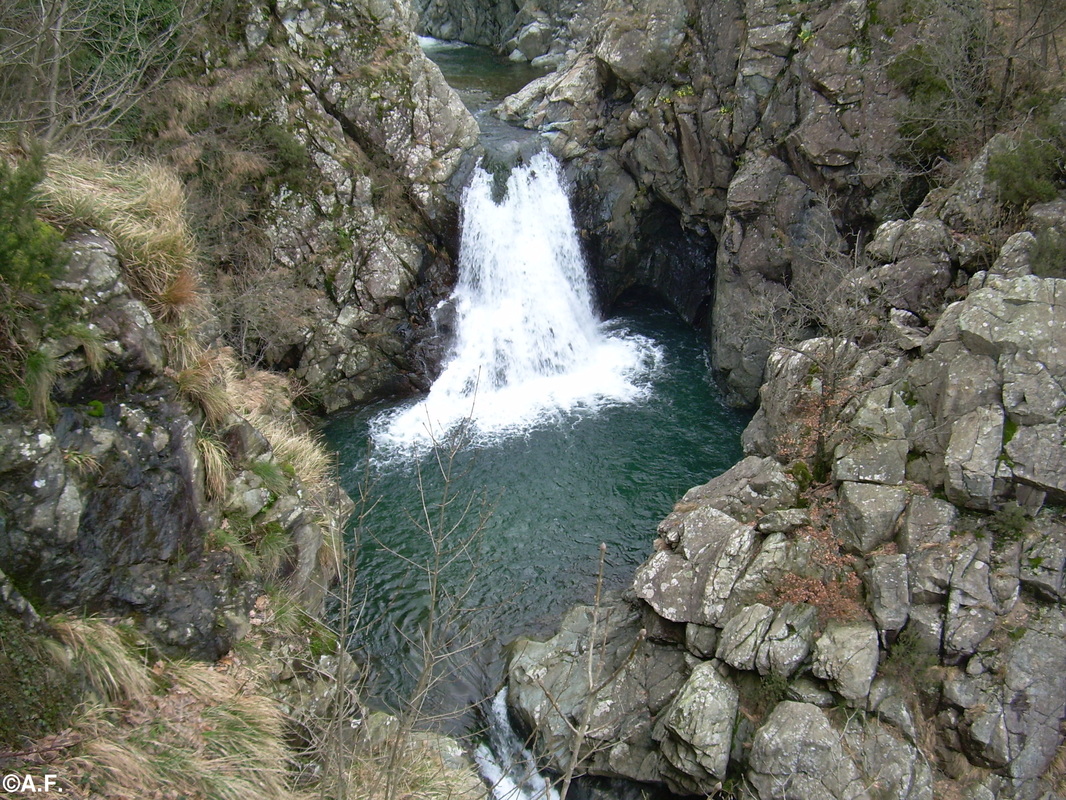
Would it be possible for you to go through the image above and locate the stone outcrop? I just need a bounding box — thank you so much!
[0,237,351,659]
[230,0,481,412]
[508,206,1066,799]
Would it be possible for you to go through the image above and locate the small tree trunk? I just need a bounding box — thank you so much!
[44,0,67,143]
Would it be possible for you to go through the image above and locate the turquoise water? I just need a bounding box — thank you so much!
[322,299,748,713]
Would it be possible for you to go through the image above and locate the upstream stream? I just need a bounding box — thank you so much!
[322,38,747,796]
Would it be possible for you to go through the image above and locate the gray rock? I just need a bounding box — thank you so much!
[787,676,838,707]
[833,436,909,486]
[1001,352,1066,425]
[898,495,957,554]
[888,308,930,350]
[634,506,759,626]
[949,607,1066,797]
[756,508,810,534]
[1020,517,1066,601]
[906,604,944,655]
[944,406,1005,508]
[1006,421,1066,503]
[867,677,918,743]
[756,603,817,678]
[748,701,869,800]
[594,0,688,85]
[989,232,1035,278]
[866,554,911,639]
[717,603,775,671]
[684,623,718,658]
[932,134,1016,233]
[812,620,880,702]
[653,660,739,793]
[909,543,955,604]
[834,481,909,554]
[794,95,860,167]
[841,713,935,800]
[507,601,688,784]
[944,604,997,661]
[667,456,798,526]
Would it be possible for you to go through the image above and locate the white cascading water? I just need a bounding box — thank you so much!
[474,688,560,800]
[373,151,659,454]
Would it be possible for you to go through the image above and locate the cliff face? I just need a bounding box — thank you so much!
[506,151,1066,800]
[0,230,353,660]
[255,0,480,411]
[145,0,481,413]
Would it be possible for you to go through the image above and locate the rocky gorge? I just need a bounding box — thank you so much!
[1,0,1065,797]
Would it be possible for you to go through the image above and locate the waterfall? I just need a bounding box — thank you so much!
[373,151,659,454]
[474,688,560,800]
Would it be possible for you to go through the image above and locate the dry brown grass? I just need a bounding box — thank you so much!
[324,712,485,800]
[230,368,296,418]
[36,153,202,317]
[174,345,237,427]
[246,412,334,497]
[52,616,153,705]
[197,431,233,500]
[66,659,296,800]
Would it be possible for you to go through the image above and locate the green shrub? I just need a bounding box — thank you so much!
[790,460,813,493]
[881,625,938,691]
[0,151,65,387]
[1030,227,1066,279]
[0,152,64,292]
[988,135,1064,211]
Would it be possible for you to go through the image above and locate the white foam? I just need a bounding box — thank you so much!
[474,689,560,800]
[372,152,660,458]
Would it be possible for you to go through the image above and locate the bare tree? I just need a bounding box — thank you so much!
[744,232,889,479]
[893,0,1066,165]
[0,0,204,146]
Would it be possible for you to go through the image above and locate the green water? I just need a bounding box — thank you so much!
[323,300,748,712]
[419,36,547,113]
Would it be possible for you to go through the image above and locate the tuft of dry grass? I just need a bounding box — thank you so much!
[230,368,295,418]
[197,430,233,500]
[175,345,237,427]
[332,713,486,800]
[66,322,107,376]
[153,264,203,320]
[66,657,296,800]
[36,153,202,317]
[246,413,333,496]
[51,617,154,705]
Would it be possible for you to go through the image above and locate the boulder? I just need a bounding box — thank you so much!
[664,456,798,526]
[866,554,910,639]
[634,506,759,626]
[717,603,775,671]
[1020,517,1066,601]
[594,0,688,86]
[747,702,869,800]
[507,601,688,783]
[652,660,739,793]
[898,495,957,553]
[812,620,880,702]
[833,481,908,554]
[1005,422,1066,503]
[755,603,818,678]
[943,406,1006,509]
